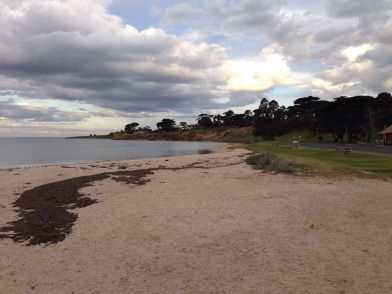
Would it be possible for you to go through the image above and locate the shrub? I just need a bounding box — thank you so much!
[199,149,213,154]
[246,152,296,173]
[244,136,255,144]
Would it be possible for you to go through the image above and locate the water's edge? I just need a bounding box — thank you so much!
[0,138,226,169]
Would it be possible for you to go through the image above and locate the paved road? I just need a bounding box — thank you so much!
[295,143,392,155]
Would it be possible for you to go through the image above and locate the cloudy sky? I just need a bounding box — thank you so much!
[0,0,391,136]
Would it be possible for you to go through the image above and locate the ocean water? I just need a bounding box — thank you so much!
[0,137,225,169]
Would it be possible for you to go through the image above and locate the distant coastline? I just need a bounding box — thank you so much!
[67,127,255,143]
[66,134,113,139]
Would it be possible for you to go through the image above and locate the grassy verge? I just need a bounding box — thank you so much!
[272,129,382,144]
[247,143,392,179]
[273,130,335,143]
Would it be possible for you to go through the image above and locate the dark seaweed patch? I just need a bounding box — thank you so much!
[0,157,245,246]
[0,170,153,246]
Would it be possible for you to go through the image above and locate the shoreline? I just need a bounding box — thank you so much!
[1,146,392,293]
[0,141,230,171]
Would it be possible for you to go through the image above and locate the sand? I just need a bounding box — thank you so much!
[0,146,391,293]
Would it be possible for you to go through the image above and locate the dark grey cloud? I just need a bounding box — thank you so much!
[0,0,232,115]
[326,0,392,18]
[313,25,356,44]
[217,0,285,30]
[203,0,287,38]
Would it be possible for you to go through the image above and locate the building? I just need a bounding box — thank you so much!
[380,125,392,145]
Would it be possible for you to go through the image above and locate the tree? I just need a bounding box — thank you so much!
[253,98,269,119]
[197,114,214,128]
[213,114,224,127]
[253,117,287,139]
[268,100,280,117]
[315,100,345,142]
[223,110,235,126]
[157,119,176,131]
[138,126,152,133]
[124,122,139,134]
[315,96,375,143]
[374,92,392,129]
[244,109,253,118]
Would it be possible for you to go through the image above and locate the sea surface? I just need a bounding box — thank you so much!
[0,137,225,169]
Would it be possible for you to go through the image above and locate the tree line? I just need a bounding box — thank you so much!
[124,92,392,143]
[124,118,178,134]
[197,92,392,143]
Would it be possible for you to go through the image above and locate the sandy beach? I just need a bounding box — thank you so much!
[0,146,391,294]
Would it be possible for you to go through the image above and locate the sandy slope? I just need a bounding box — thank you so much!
[0,146,391,294]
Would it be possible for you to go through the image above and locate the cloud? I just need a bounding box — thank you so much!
[1,0,312,117]
[0,99,89,122]
[309,42,392,97]
[0,0,391,136]
[161,3,203,27]
[0,0,236,114]
[340,43,375,62]
[223,48,291,92]
[325,0,392,18]
[215,0,286,31]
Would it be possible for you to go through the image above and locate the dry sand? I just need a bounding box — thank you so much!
[0,146,391,294]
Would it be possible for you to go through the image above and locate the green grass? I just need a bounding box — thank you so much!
[272,129,382,144]
[247,143,392,178]
[272,130,335,143]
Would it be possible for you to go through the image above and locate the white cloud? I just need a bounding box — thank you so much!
[311,79,358,96]
[223,48,291,92]
[384,78,392,89]
[341,43,375,62]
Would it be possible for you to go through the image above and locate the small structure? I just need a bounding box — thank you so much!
[179,125,190,131]
[380,125,392,145]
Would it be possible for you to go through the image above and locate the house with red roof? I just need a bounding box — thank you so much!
[380,125,392,145]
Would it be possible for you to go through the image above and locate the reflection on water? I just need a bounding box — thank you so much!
[0,138,225,168]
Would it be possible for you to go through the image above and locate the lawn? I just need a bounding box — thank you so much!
[272,130,335,143]
[247,143,392,178]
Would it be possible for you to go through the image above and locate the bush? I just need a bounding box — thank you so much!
[198,149,213,154]
[246,152,296,173]
[244,136,255,144]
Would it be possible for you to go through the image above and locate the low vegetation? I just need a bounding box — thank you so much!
[247,143,392,178]
[198,149,213,154]
[112,126,257,143]
[246,153,297,173]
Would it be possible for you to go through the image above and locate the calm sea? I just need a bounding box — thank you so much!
[0,138,225,169]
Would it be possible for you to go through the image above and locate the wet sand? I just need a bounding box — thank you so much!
[0,146,391,293]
